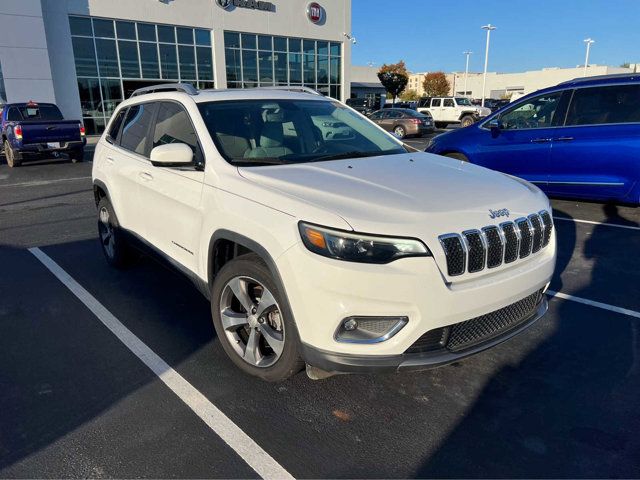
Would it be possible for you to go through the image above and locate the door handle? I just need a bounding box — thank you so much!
[530,138,552,143]
[138,172,153,182]
[555,136,574,142]
[106,156,114,164]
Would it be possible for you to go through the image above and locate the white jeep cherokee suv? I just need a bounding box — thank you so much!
[92,83,556,381]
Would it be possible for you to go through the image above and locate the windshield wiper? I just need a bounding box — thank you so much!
[309,151,384,163]
[229,157,292,166]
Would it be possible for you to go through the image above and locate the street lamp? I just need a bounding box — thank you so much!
[481,24,496,107]
[583,38,595,77]
[463,51,472,97]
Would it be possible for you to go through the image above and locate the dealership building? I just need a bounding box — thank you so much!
[0,0,352,134]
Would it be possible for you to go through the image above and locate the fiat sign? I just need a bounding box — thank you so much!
[307,2,324,23]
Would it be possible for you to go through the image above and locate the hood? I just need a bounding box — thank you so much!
[238,152,549,243]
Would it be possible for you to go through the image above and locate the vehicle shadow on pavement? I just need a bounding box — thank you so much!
[415,204,640,478]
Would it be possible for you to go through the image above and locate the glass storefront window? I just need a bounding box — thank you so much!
[158,25,175,43]
[93,18,114,38]
[116,21,136,40]
[258,51,273,85]
[224,32,240,48]
[303,54,316,84]
[69,16,92,36]
[330,42,340,56]
[139,42,160,78]
[72,37,98,76]
[177,27,194,45]
[274,37,287,52]
[137,23,156,42]
[70,15,214,134]
[119,40,140,78]
[160,44,178,79]
[274,52,288,85]
[178,45,196,80]
[303,40,315,55]
[242,34,256,50]
[289,53,302,84]
[77,78,101,117]
[317,41,329,56]
[95,39,119,77]
[242,50,258,84]
[195,29,211,46]
[197,47,214,81]
[258,35,272,51]
[225,48,241,83]
[330,56,341,83]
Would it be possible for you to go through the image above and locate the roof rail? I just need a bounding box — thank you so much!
[256,86,323,96]
[558,73,640,86]
[130,82,198,98]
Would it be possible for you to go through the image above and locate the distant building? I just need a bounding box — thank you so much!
[408,64,638,100]
[350,65,386,102]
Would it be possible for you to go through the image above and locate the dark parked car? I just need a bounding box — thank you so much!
[345,97,381,116]
[1,101,86,167]
[369,108,434,139]
[426,73,640,204]
[485,98,510,112]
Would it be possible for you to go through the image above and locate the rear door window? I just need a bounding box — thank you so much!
[431,99,441,107]
[120,103,157,157]
[565,84,640,126]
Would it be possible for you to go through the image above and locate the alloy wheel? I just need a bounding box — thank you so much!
[98,206,115,259]
[219,276,285,368]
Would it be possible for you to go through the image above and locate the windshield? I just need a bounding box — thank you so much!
[455,97,473,106]
[198,99,405,166]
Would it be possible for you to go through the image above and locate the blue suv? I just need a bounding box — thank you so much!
[426,74,640,204]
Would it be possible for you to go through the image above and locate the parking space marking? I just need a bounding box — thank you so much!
[2,177,92,188]
[553,216,640,231]
[547,290,640,319]
[28,247,294,480]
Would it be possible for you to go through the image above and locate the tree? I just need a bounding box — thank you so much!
[399,89,420,102]
[377,61,409,104]
[422,72,451,97]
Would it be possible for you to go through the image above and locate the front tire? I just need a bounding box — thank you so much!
[211,254,304,382]
[97,197,135,269]
[460,115,475,128]
[4,140,22,167]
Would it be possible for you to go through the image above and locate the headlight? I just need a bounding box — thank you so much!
[298,222,431,264]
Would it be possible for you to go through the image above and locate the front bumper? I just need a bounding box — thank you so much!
[301,295,548,373]
[277,232,556,369]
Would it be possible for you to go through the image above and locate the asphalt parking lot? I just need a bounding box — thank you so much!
[1,143,639,478]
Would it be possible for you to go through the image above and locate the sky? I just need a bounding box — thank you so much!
[351,0,640,74]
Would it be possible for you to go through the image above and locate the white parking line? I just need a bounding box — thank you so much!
[28,247,294,480]
[547,290,640,319]
[553,216,640,232]
[2,176,92,188]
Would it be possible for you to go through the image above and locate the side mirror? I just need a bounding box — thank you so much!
[487,118,503,136]
[150,143,194,167]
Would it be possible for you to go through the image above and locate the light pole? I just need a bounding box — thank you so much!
[583,38,595,77]
[481,24,496,107]
[463,51,472,97]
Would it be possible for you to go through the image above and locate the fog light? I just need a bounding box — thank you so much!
[335,316,408,344]
[343,318,358,331]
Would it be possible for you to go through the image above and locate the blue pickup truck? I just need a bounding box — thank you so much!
[1,101,86,167]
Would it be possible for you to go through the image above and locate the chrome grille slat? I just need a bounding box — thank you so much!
[439,210,551,277]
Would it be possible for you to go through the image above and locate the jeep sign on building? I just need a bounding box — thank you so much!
[0,0,351,134]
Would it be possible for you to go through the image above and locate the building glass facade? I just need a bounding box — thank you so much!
[69,15,214,134]
[224,31,342,99]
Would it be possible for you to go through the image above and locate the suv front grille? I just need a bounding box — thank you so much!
[438,210,552,277]
[406,289,545,354]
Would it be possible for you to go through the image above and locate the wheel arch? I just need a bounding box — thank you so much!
[93,179,110,207]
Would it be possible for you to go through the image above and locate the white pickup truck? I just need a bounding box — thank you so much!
[418,97,491,128]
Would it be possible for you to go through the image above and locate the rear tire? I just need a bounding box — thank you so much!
[445,152,469,162]
[4,140,22,167]
[393,125,406,139]
[69,148,84,163]
[211,253,304,382]
[97,197,135,269]
[460,115,475,128]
